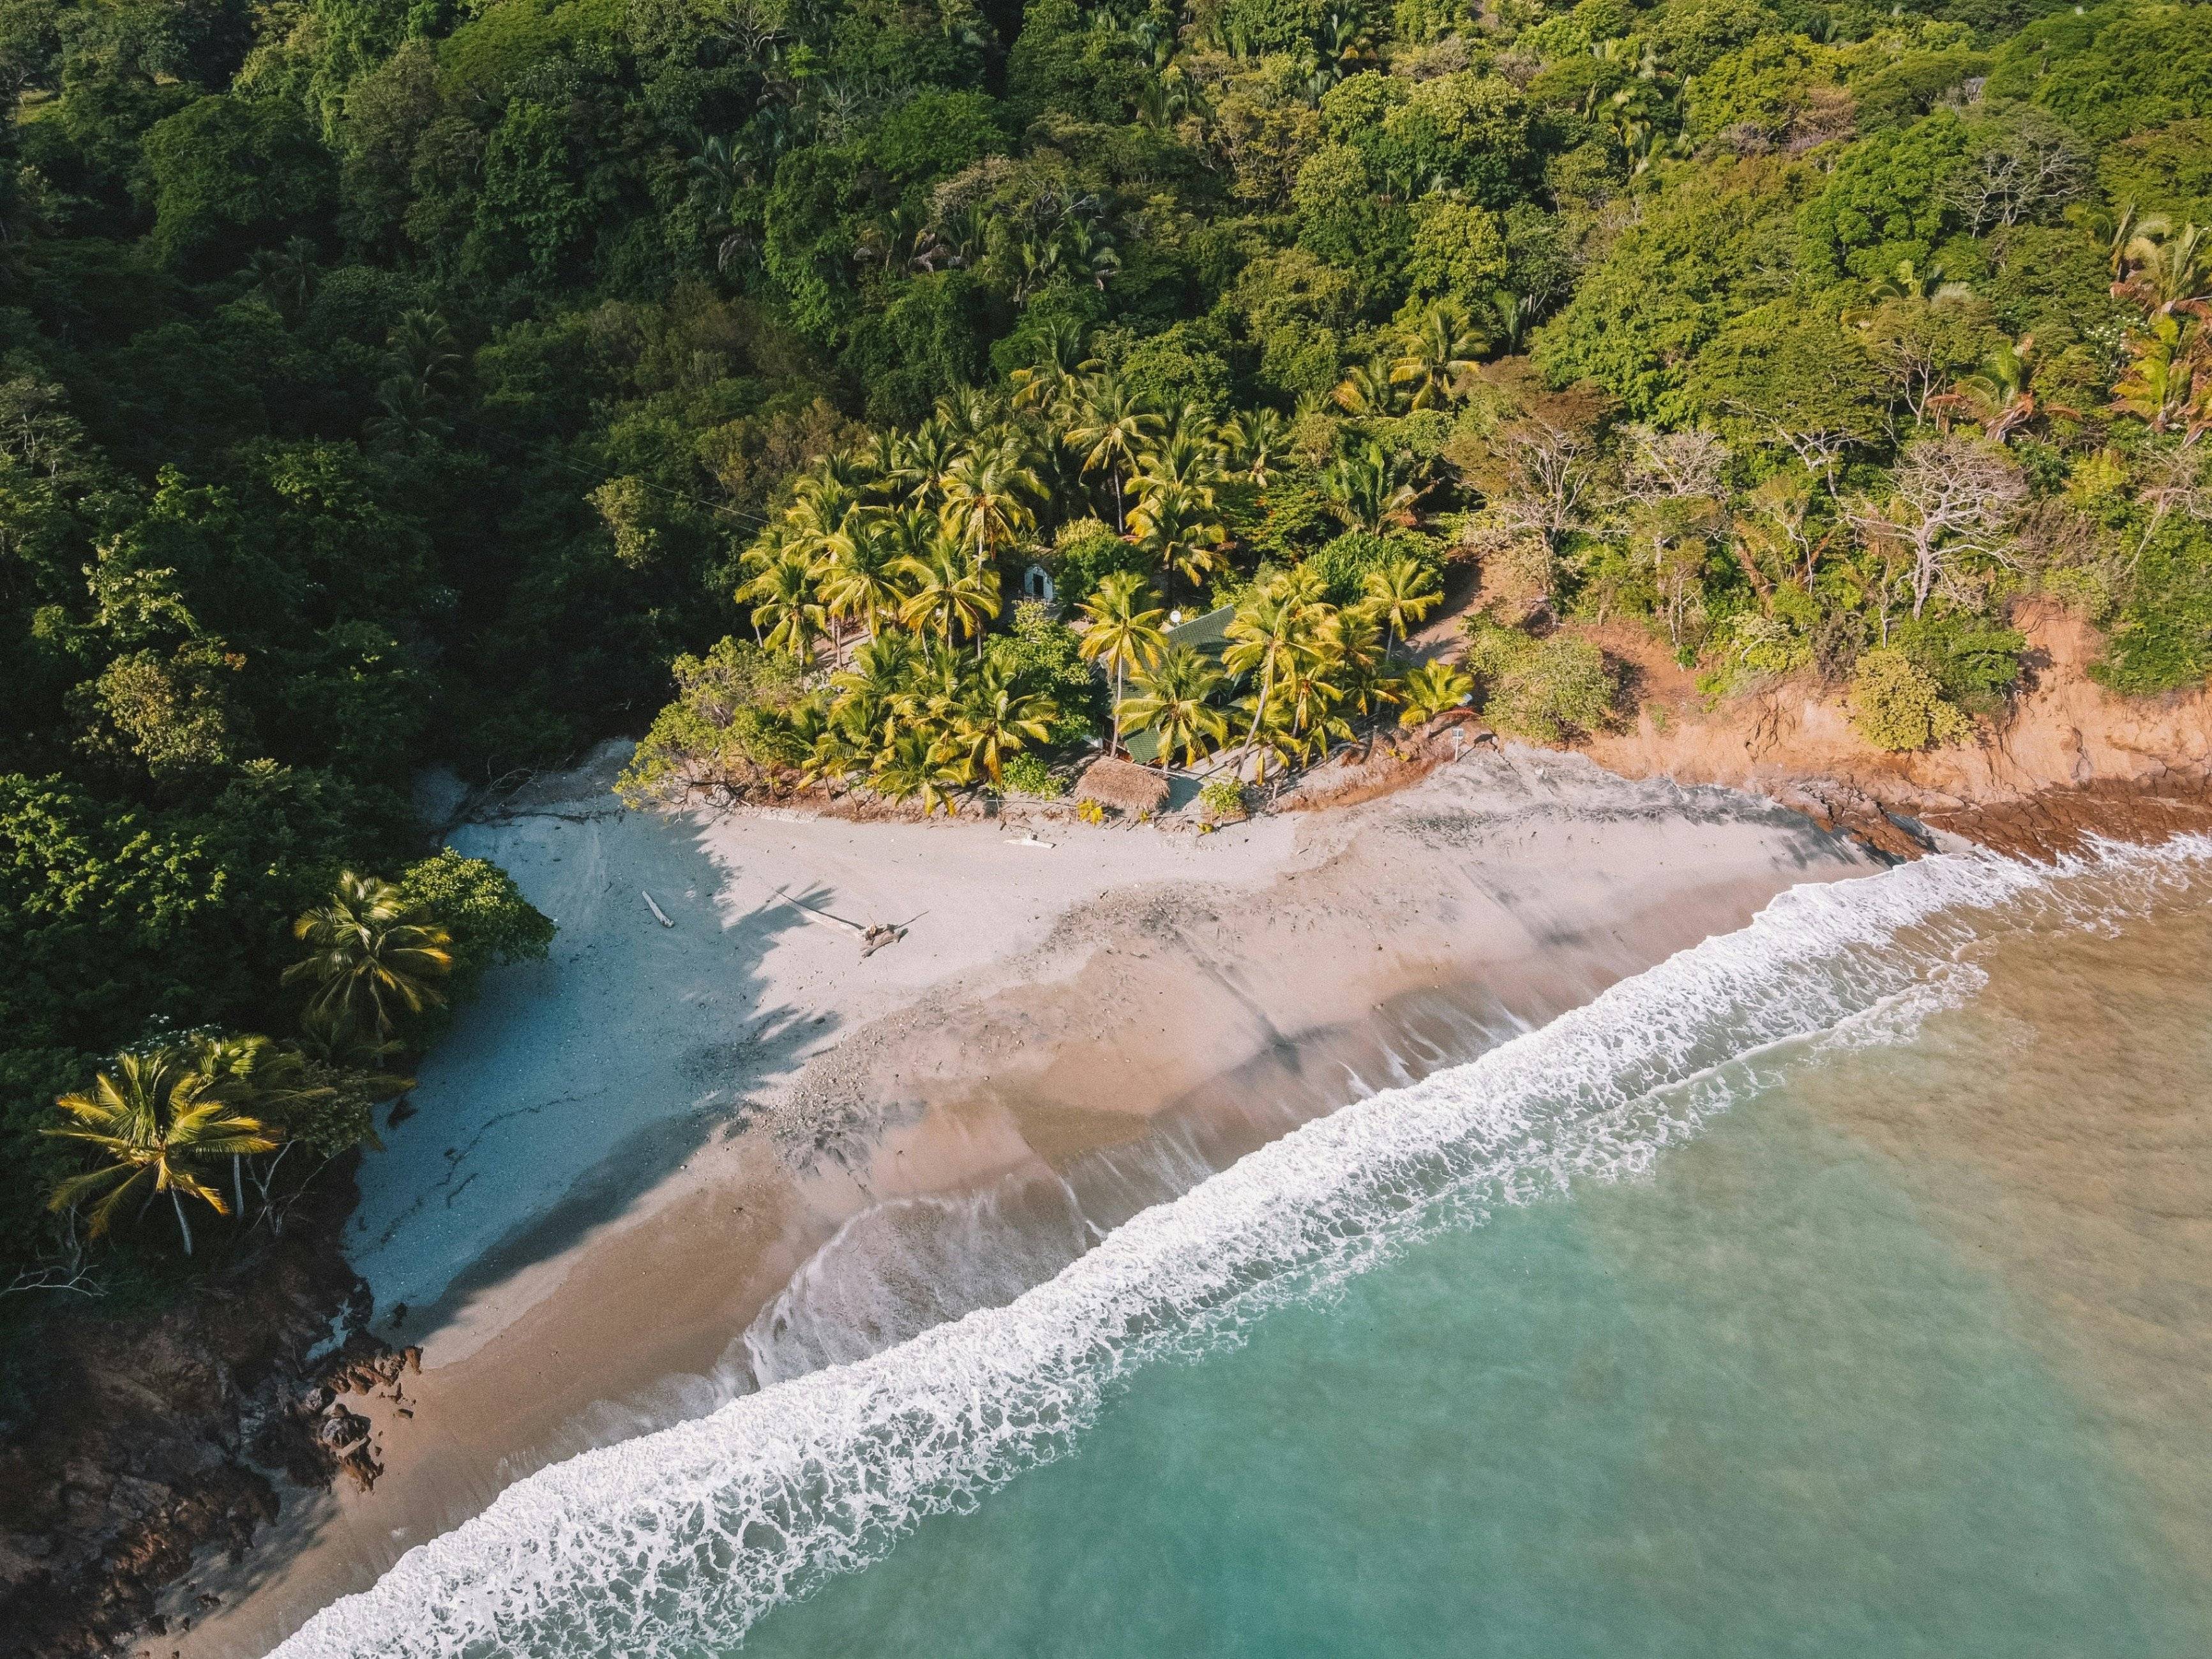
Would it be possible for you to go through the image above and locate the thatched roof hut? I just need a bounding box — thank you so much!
[1074,756,1171,816]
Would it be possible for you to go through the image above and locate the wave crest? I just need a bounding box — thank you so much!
[278,837,2211,1659]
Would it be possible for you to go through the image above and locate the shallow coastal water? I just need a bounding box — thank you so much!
[739,881,2212,1659]
[273,839,2212,1658]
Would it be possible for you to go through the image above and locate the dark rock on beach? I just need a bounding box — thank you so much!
[0,1165,385,1658]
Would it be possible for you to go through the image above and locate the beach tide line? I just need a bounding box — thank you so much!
[275,835,2212,1659]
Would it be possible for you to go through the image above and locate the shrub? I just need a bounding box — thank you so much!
[1849,648,1973,751]
[1052,518,1152,609]
[1199,775,1250,821]
[987,601,1104,744]
[1890,617,2026,717]
[1304,530,1441,607]
[997,753,1065,799]
[396,849,556,998]
[1461,619,1615,742]
[1699,611,1812,698]
[2093,522,2212,695]
[616,638,808,805]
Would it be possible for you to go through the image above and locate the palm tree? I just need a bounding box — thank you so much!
[1129,481,1227,608]
[896,538,1003,653]
[794,711,861,791]
[935,388,1006,443]
[742,548,827,659]
[1009,317,1099,414]
[1869,259,1974,303]
[1322,441,1420,534]
[1323,603,1396,721]
[1269,659,1355,763]
[1076,571,1168,754]
[1219,407,1288,484]
[1481,289,1539,356]
[893,639,969,728]
[2122,221,2212,313]
[892,419,965,507]
[2087,202,2171,281]
[1945,336,2075,444]
[386,310,462,402]
[186,1034,345,1217]
[819,520,908,651]
[869,731,964,816]
[1131,412,1228,510]
[938,442,1042,566]
[283,872,454,1042]
[1330,357,1397,417]
[1390,303,1486,409]
[1224,575,1328,776]
[831,629,919,746]
[248,236,320,320]
[1064,376,1163,531]
[45,1051,279,1254]
[951,664,1058,786]
[1397,659,1473,726]
[1361,557,1443,656]
[2110,308,2212,434]
[1119,645,1228,766]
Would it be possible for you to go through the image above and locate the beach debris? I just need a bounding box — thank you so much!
[767,887,922,957]
[1004,834,1055,849]
[641,889,675,927]
[765,887,867,935]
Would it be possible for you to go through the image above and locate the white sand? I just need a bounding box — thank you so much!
[167,744,1872,1659]
[353,742,1300,1360]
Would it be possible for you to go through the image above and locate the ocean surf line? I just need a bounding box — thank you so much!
[274,837,2212,1659]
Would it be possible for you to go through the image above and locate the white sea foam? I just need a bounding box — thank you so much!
[744,1175,1095,1388]
[276,837,2212,1659]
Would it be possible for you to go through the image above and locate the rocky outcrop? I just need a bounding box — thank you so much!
[0,1170,380,1659]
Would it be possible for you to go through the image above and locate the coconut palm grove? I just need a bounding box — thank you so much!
[3,0,2212,1573]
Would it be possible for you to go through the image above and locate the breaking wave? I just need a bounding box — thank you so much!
[276,836,2212,1659]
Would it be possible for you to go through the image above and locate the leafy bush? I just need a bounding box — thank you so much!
[1849,648,1974,751]
[1199,775,1250,821]
[1461,620,1615,742]
[2093,522,2212,694]
[1890,617,2027,717]
[617,640,809,806]
[986,601,1104,744]
[1051,519,1153,609]
[1304,531,1442,607]
[396,849,556,997]
[997,753,1064,799]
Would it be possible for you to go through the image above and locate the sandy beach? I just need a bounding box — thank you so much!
[164,744,1871,1658]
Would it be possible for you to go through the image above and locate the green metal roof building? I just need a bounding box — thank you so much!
[1121,604,1234,767]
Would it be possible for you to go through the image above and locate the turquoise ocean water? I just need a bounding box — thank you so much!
[278,841,2212,1659]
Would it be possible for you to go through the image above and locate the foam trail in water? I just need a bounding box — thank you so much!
[276,839,2212,1659]
[744,1174,1094,1388]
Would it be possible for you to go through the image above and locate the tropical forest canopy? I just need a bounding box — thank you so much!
[4,0,2212,1284]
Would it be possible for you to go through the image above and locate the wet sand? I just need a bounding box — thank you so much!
[165,747,1870,1658]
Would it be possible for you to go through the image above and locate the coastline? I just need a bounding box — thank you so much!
[163,747,1870,1658]
[1579,599,2212,861]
